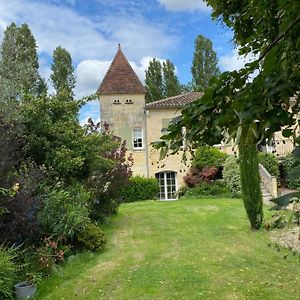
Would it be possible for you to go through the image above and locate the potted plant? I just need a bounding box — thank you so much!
[14,272,40,300]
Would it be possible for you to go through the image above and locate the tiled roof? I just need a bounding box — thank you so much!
[97,45,145,95]
[145,92,203,109]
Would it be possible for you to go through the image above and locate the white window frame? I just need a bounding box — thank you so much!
[156,171,177,200]
[132,128,143,150]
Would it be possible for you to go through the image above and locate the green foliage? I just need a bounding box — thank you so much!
[77,223,106,252]
[258,152,280,179]
[145,58,182,103]
[239,140,263,229]
[283,153,300,189]
[162,60,181,98]
[145,58,163,102]
[223,156,241,198]
[182,180,230,198]
[51,46,76,97]
[38,185,91,240]
[191,35,220,92]
[119,176,159,202]
[0,245,19,299]
[0,23,44,100]
[192,146,228,169]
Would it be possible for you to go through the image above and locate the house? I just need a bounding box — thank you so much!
[97,45,201,200]
[97,45,296,200]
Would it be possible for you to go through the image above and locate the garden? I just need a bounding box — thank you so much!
[1,0,299,298]
[34,198,300,299]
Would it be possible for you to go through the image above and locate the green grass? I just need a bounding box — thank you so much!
[36,198,300,299]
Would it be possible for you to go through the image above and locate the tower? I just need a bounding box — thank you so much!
[97,45,148,176]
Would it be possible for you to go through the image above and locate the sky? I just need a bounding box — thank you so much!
[0,0,250,124]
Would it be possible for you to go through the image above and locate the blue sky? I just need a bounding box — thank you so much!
[0,0,250,124]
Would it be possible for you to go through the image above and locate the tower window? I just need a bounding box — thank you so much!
[125,99,133,104]
[113,99,121,104]
[132,128,143,149]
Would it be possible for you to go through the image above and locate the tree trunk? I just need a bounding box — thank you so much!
[238,138,263,229]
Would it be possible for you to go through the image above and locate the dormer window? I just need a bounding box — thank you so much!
[125,99,133,104]
[113,99,121,104]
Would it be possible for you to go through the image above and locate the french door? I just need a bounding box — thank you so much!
[155,171,177,200]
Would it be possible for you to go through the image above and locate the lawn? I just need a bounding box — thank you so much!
[36,198,300,299]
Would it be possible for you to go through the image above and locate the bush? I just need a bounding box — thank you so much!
[77,223,106,252]
[223,156,241,197]
[283,153,300,189]
[183,167,202,187]
[119,176,159,202]
[184,166,219,187]
[0,245,19,299]
[0,163,45,244]
[192,146,228,169]
[258,152,280,179]
[183,180,230,198]
[38,184,91,241]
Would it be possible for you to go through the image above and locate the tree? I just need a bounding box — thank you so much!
[50,46,76,97]
[191,35,220,92]
[155,0,300,229]
[0,23,45,100]
[145,58,164,102]
[162,60,181,98]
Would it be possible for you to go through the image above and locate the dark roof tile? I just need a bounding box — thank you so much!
[98,45,145,95]
[145,92,203,109]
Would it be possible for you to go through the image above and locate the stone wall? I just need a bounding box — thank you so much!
[99,93,148,176]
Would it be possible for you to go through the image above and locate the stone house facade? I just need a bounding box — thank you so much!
[97,45,296,200]
[97,45,201,200]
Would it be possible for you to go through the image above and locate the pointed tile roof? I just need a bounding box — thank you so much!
[145,92,203,109]
[97,44,145,95]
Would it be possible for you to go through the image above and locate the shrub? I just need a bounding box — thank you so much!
[223,156,241,197]
[119,176,159,202]
[283,153,300,189]
[0,245,19,299]
[77,223,106,252]
[0,163,45,244]
[183,180,230,198]
[192,146,228,169]
[183,167,202,187]
[38,184,91,241]
[200,166,219,182]
[258,152,280,179]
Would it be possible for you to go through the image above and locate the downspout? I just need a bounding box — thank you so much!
[144,107,150,178]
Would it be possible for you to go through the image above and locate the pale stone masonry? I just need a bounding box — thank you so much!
[97,45,201,199]
[97,45,295,200]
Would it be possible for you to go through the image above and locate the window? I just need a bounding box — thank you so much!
[155,171,177,200]
[132,128,143,149]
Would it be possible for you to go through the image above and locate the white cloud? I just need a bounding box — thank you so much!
[158,0,209,12]
[219,48,258,72]
[0,0,177,63]
[75,60,111,98]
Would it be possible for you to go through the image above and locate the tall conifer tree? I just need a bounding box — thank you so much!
[191,35,220,92]
[145,58,163,103]
[50,46,76,97]
[0,23,45,100]
[162,60,181,98]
